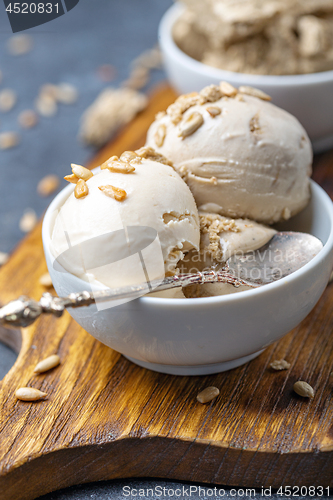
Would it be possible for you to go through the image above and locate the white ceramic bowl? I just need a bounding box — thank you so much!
[159,3,333,153]
[42,180,333,376]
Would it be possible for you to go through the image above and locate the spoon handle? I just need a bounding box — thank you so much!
[0,270,251,328]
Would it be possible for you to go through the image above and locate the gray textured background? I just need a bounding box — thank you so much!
[0,1,331,499]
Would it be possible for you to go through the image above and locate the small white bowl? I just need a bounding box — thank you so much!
[159,3,333,153]
[42,180,333,376]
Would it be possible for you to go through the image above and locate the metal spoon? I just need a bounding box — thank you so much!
[0,231,323,328]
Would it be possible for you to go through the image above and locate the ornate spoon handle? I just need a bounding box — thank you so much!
[0,270,249,328]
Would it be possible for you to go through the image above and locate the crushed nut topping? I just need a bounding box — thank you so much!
[64,174,79,184]
[99,185,127,202]
[270,359,291,371]
[135,146,173,167]
[199,84,222,103]
[200,213,240,261]
[120,151,139,162]
[154,124,167,147]
[220,81,238,97]
[178,111,204,139]
[239,86,271,101]
[249,113,261,134]
[71,163,93,181]
[206,106,221,117]
[167,92,200,125]
[103,159,135,174]
[74,179,89,199]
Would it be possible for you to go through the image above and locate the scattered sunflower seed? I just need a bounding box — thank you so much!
[39,272,53,288]
[34,354,60,373]
[74,179,89,199]
[270,359,291,371]
[40,83,58,99]
[0,131,19,150]
[0,89,17,113]
[7,34,33,56]
[15,387,47,401]
[37,174,60,197]
[0,251,9,265]
[197,386,220,404]
[18,109,38,128]
[239,86,271,101]
[19,209,37,233]
[99,185,127,202]
[35,94,57,117]
[293,381,314,398]
[56,83,78,104]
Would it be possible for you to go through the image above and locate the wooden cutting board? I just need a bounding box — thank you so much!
[1,85,333,500]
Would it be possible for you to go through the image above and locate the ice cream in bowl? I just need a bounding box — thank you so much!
[42,83,333,375]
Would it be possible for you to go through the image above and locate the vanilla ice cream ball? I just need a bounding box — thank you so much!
[145,83,312,224]
[50,148,200,289]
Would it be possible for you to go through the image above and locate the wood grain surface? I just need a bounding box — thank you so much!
[1,85,333,500]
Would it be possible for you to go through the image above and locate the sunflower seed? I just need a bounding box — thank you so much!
[71,163,93,181]
[154,124,167,147]
[37,174,60,197]
[39,272,53,287]
[18,109,38,128]
[34,354,60,373]
[74,179,89,199]
[7,34,33,56]
[293,381,314,398]
[178,111,204,139]
[99,185,127,201]
[197,386,220,404]
[19,209,37,232]
[15,387,47,401]
[56,83,78,104]
[0,89,17,112]
[35,94,57,117]
[239,86,271,101]
[0,131,19,149]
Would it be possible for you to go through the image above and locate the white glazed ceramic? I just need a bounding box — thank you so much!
[159,3,333,153]
[42,180,333,375]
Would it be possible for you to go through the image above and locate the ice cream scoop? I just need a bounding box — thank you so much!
[145,83,312,224]
[49,149,200,290]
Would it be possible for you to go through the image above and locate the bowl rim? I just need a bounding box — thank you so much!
[159,2,333,87]
[43,178,333,308]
